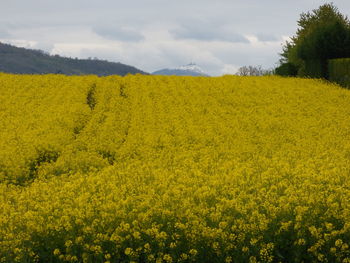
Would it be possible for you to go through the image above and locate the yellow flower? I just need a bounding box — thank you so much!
[335,239,343,248]
[225,256,232,263]
[163,254,172,263]
[124,247,132,256]
[1,74,350,262]
[65,240,73,248]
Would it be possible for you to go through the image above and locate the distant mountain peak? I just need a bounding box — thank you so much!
[176,63,207,75]
[152,63,209,77]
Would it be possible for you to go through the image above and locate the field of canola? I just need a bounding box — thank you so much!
[1,73,350,263]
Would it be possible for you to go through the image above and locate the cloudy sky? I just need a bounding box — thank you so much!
[1,0,349,75]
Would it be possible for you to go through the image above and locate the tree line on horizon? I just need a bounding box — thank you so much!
[0,42,147,76]
[275,3,350,80]
[236,3,350,86]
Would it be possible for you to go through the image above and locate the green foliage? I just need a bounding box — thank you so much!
[279,3,350,79]
[297,20,350,61]
[328,58,350,87]
[299,60,325,78]
[86,83,97,110]
[275,63,298,77]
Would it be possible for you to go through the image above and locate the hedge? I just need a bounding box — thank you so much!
[275,63,298,77]
[328,58,350,87]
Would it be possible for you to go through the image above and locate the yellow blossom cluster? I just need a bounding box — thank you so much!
[1,73,350,262]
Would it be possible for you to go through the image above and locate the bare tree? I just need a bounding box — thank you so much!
[235,65,273,76]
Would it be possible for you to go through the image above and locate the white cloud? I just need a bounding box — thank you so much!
[221,64,239,75]
[0,39,37,49]
[1,0,350,75]
[170,21,250,43]
[92,25,144,42]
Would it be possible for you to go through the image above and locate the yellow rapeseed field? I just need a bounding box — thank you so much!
[1,73,350,262]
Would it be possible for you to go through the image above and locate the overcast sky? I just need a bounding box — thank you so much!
[1,0,349,75]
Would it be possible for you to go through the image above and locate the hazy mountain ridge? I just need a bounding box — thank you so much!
[0,42,148,76]
[152,63,209,76]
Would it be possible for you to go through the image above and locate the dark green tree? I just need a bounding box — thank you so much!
[275,62,298,77]
[277,3,350,78]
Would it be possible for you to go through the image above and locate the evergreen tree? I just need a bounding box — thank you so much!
[277,3,350,78]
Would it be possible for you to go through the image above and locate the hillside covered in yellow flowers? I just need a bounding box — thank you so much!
[1,74,350,262]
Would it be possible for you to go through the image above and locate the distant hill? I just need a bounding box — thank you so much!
[152,63,209,76]
[0,42,148,76]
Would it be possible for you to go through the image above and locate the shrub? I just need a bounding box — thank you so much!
[275,63,298,77]
[301,60,325,78]
[328,58,350,87]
